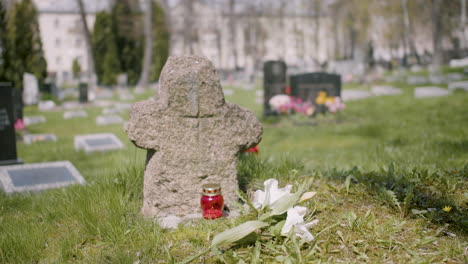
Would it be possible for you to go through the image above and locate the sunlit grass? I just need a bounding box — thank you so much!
[0,82,466,263]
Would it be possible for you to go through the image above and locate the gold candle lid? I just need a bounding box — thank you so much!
[202,183,222,196]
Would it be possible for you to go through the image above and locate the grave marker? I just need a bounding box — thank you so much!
[24,115,46,126]
[117,73,128,90]
[23,134,57,144]
[79,83,88,103]
[74,133,124,153]
[23,73,39,105]
[371,86,403,96]
[96,115,123,125]
[63,111,87,119]
[0,161,85,194]
[263,61,287,115]
[448,81,468,92]
[407,75,427,85]
[290,72,341,109]
[126,56,262,222]
[414,86,450,98]
[341,89,372,101]
[0,83,22,165]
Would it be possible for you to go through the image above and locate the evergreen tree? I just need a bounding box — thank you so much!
[92,11,120,85]
[112,0,143,85]
[72,58,81,78]
[150,1,169,82]
[7,0,47,89]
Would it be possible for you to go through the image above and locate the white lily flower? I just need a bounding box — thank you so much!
[252,179,292,209]
[281,206,319,243]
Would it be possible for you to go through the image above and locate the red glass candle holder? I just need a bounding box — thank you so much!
[200,184,224,219]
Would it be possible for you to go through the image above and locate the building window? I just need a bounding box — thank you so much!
[54,19,59,28]
[75,38,82,48]
[55,38,61,47]
[56,56,61,65]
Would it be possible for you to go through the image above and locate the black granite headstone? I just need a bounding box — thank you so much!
[290,72,341,106]
[0,82,22,165]
[12,86,23,121]
[79,83,88,103]
[263,61,287,115]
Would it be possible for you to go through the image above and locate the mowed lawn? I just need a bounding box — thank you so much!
[0,81,467,263]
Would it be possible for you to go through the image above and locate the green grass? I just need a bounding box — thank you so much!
[0,80,467,263]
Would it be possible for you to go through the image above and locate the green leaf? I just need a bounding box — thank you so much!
[345,175,352,194]
[271,220,286,237]
[211,221,268,247]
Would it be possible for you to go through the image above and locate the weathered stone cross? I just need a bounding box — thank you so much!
[126,56,262,220]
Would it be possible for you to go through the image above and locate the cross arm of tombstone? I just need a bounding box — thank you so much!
[224,103,263,152]
[125,99,162,151]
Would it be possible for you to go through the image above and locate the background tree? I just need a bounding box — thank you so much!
[92,11,120,85]
[72,58,81,78]
[7,0,47,89]
[112,0,143,85]
[76,0,96,86]
[137,0,152,87]
[149,0,169,82]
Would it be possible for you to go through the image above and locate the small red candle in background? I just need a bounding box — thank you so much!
[245,145,259,154]
[200,184,224,219]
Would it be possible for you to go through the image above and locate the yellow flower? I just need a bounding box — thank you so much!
[442,206,452,213]
[325,97,335,104]
[316,91,327,104]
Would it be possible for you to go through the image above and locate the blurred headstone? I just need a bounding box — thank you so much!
[0,161,85,193]
[407,75,427,85]
[117,73,128,90]
[263,61,287,115]
[447,73,463,81]
[64,111,87,119]
[0,83,23,165]
[96,115,123,125]
[341,90,372,101]
[38,100,56,111]
[371,86,402,96]
[23,134,57,144]
[448,81,468,92]
[74,133,124,153]
[414,86,450,98]
[79,83,88,103]
[23,115,46,126]
[23,73,39,105]
[290,72,341,108]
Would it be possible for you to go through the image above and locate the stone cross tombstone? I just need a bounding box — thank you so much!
[126,56,262,222]
[0,83,23,165]
[290,72,341,112]
[79,83,88,103]
[263,61,287,115]
[23,73,39,105]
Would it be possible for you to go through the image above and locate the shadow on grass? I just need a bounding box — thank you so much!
[323,163,468,235]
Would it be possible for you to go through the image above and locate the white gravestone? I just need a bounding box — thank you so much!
[23,134,57,144]
[96,115,123,125]
[38,100,56,111]
[371,86,403,96]
[23,73,39,105]
[414,87,450,98]
[24,116,46,126]
[448,81,468,92]
[64,111,87,119]
[341,90,373,101]
[407,76,427,85]
[74,133,124,153]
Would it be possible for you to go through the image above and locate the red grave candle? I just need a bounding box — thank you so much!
[200,184,224,219]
